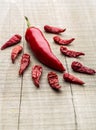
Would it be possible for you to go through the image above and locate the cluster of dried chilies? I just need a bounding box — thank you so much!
[1,17,96,90]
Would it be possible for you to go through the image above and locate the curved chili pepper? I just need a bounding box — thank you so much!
[19,53,30,75]
[44,25,66,34]
[63,73,85,85]
[25,16,65,72]
[53,36,75,45]
[60,46,85,58]
[71,61,96,75]
[1,34,22,50]
[11,45,23,63]
[32,65,42,87]
[48,72,61,90]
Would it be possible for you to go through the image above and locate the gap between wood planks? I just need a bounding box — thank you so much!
[65,57,78,130]
[18,76,23,130]
[17,38,24,130]
[18,3,25,129]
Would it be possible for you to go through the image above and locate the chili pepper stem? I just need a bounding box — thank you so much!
[24,16,31,28]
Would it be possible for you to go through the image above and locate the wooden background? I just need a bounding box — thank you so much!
[0,0,96,130]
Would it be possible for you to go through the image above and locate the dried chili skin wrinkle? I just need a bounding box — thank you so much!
[19,53,30,75]
[32,65,42,87]
[53,36,75,45]
[1,34,22,50]
[48,72,61,90]
[63,73,85,85]
[44,25,66,34]
[11,45,23,63]
[71,61,96,75]
[25,16,65,72]
[60,46,85,58]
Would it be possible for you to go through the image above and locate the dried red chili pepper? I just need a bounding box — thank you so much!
[53,36,75,45]
[63,73,85,85]
[60,46,85,58]
[25,16,65,72]
[11,45,23,63]
[19,53,30,75]
[47,72,61,90]
[32,65,42,87]
[44,25,66,34]
[1,34,22,50]
[71,61,96,75]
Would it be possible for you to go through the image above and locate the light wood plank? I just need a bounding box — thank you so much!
[64,0,96,130]
[19,0,76,130]
[0,0,24,130]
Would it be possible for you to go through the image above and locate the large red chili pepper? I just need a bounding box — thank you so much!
[71,61,96,75]
[63,73,85,85]
[47,72,61,90]
[60,46,85,58]
[1,34,22,50]
[32,65,42,87]
[11,45,23,63]
[25,16,65,72]
[19,53,30,75]
[44,25,66,34]
[53,36,75,45]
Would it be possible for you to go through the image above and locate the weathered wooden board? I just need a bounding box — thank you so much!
[0,0,96,130]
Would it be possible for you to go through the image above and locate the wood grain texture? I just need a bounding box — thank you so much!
[0,0,96,130]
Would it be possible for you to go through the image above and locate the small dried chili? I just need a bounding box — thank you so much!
[19,53,30,75]
[71,61,96,75]
[60,46,85,58]
[63,73,85,85]
[53,36,75,45]
[44,25,66,34]
[32,65,42,87]
[1,34,22,50]
[11,45,23,63]
[47,72,61,90]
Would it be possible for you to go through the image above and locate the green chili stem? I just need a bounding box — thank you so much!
[24,16,31,28]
